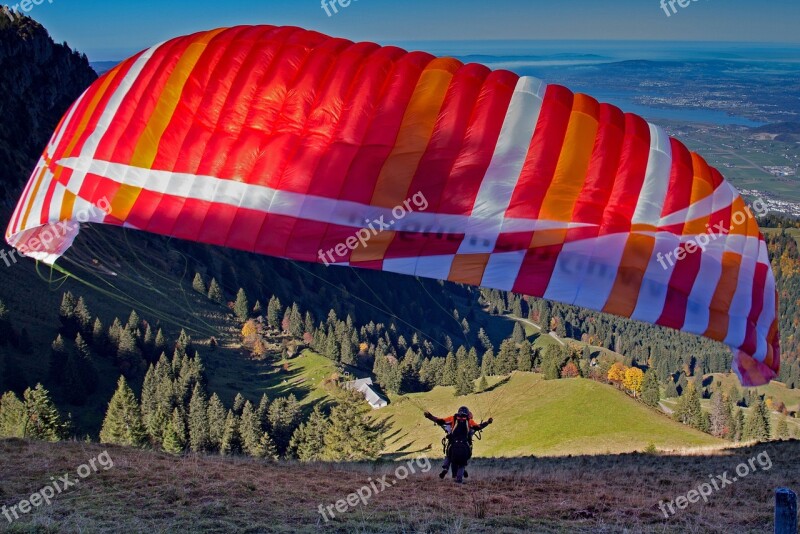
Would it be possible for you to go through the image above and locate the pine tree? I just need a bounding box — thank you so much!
[481,349,495,377]
[207,278,225,304]
[266,296,282,330]
[192,273,206,294]
[49,334,68,383]
[743,396,771,442]
[220,410,241,455]
[674,383,703,430]
[207,393,227,451]
[92,317,107,352]
[100,376,147,447]
[268,395,301,454]
[288,405,329,461]
[234,288,250,323]
[454,367,475,396]
[162,408,187,454]
[74,297,92,334]
[495,339,518,375]
[239,401,262,456]
[517,343,533,372]
[0,391,25,438]
[478,375,489,392]
[775,415,789,440]
[441,352,457,386]
[188,384,210,452]
[116,327,141,375]
[709,391,732,439]
[641,370,661,408]
[232,393,246,416]
[323,392,383,461]
[512,322,525,343]
[22,384,68,441]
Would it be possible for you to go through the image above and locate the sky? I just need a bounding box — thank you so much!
[9,0,800,60]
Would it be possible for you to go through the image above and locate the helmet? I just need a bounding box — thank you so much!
[457,406,470,417]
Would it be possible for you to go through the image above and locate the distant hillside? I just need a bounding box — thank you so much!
[0,14,96,205]
[377,373,723,458]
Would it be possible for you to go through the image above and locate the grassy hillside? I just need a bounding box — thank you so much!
[376,373,723,458]
[1,438,795,533]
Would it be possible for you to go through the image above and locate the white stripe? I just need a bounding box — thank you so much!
[659,183,735,227]
[481,250,528,291]
[55,158,595,237]
[632,123,672,225]
[630,232,682,324]
[753,241,776,360]
[680,238,724,336]
[723,234,759,349]
[570,233,630,311]
[65,42,165,194]
[458,76,546,254]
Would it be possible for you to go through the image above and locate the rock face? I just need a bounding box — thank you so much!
[0,14,97,211]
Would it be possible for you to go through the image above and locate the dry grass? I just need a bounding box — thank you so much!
[0,439,798,533]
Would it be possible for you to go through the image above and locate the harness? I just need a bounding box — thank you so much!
[440,413,482,455]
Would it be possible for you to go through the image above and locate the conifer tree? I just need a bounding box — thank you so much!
[162,408,187,454]
[22,384,68,441]
[266,296,282,330]
[220,409,241,455]
[232,393,246,416]
[775,415,789,440]
[743,396,771,442]
[234,288,250,323]
[0,391,25,438]
[478,375,489,392]
[517,343,533,372]
[100,376,147,447]
[188,384,210,452]
[192,273,206,294]
[454,367,475,396]
[441,352,457,386]
[207,393,227,451]
[641,370,661,408]
[207,278,225,304]
[322,391,383,461]
[288,405,329,461]
[512,322,526,343]
[74,297,92,334]
[481,349,495,377]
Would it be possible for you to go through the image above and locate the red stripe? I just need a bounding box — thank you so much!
[153,25,269,175]
[571,103,626,226]
[97,38,196,165]
[437,70,517,216]
[599,113,650,235]
[739,261,768,357]
[657,242,703,329]
[660,138,694,224]
[385,63,491,261]
[504,84,573,219]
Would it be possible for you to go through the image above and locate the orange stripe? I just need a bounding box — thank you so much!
[59,190,78,224]
[369,57,460,209]
[603,233,655,317]
[23,69,121,229]
[538,94,600,222]
[130,28,226,169]
[349,231,397,263]
[448,254,491,286]
[684,153,714,235]
[703,251,741,342]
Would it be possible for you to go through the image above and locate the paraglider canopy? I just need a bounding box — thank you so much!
[5,25,780,386]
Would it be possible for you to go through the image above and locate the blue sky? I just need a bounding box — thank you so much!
[13,0,800,60]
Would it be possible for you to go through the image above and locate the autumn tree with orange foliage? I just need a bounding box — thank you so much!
[623,367,644,397]
[607,362,627,386]
[561,361,580,378]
